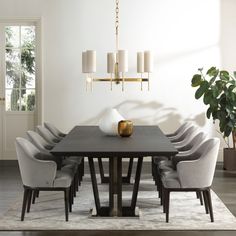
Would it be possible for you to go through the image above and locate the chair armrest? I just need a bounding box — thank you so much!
[19,157,57,188]
[176,158,214,188]
[172,153,199,170]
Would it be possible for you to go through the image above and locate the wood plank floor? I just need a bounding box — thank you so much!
[0,161,236,236]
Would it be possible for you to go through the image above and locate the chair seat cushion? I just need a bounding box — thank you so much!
[66,156,83,164]
[159,165,174,172]
[158,160,173,167]
[153,156,169,165]
[53,170,73,188]
[61,163,77,175]
[161,170,178,178]
[162,175,181,188]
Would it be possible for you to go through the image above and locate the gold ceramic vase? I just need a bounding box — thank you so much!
[118,120,133,137]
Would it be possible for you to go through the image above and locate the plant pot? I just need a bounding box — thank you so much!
[223,148,236,171]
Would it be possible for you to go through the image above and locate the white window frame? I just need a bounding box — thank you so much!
[0,18,42,125]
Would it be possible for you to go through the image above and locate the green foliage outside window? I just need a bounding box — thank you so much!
[5,26,35,111]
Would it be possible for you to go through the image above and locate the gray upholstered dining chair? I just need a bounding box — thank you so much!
[166,122,190,138]
[171,125,199,147]
[36,125,60,144]
[161,138,220,223]
[153,125,199,169]
[33,128,84,188]
[43,123,85,181]
[153,130,206,203]
[15,137,74,221]
[27,130,81,200]
[44,122,66,139]
[158,131,207,171]
[35,126,83,167]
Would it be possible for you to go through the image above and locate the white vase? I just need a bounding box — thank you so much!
[99,108,124,136]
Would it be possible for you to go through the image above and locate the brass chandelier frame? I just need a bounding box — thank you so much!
[83,0,151,91]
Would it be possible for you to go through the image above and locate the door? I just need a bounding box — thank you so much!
[0,22,39,160]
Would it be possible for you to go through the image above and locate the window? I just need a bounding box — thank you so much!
[5,25,36,111]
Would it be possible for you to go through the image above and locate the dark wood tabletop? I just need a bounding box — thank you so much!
[51,125,178,157]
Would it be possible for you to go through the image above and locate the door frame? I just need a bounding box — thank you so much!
[0,17,43,126]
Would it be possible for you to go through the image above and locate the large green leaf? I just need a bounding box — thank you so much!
[206,107,212,119]
[191,74,202,87]
[195,81,209,99]
[212,86,221,98]
[234,71,236,79]
[203,91,212,105]
[224,125,233,137]
[220,70,230,81]
[207,67,219,77]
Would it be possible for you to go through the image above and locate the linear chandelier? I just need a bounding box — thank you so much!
[82,0,153,91]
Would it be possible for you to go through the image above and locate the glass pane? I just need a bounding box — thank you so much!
[5,49,21,89]
[5,89,20,111]
[21,89,35,111]
[21,49,35,88]
[21,26,35,49]
[5,26,20,48]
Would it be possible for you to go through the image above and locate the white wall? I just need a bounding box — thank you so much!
[0,0,235,159]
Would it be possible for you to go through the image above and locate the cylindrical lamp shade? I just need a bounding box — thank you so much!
[82,51,87,73]
[118,50,128,73]
[107,52,116,73]
[144,51,153,73]
[137,52,144,73]
[86,50,96,73]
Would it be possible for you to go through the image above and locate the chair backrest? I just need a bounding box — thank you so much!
[174,122,191,135]
[178,131,207,153]
[173,126,199,147]
[27,130,54,151]
[44,122,65,138]
[36,125,60,144]
[177,138,220,188]
[15,137,57,187]
[170,124,196,142]
[169,122,192,140]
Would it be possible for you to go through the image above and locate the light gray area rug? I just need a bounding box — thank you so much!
[1,175,236,231]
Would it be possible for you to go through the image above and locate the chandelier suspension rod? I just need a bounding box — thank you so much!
[115,0,119,52]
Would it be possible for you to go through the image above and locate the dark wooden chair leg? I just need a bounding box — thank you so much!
[197,191,203,205]
[163,187,165,213]
[73,179,77,197]
[81,157,84,178]
[203,190,209,214]
[165,189,170,223]
[69,186,73,212]
[64,188,69,221]
[27,189,33,213]
[36,190,39,198]
[21,188,29,221]
[196,191,199,199]
[206,188,214,222]
[32,190,37,204]
[160,181,164,205]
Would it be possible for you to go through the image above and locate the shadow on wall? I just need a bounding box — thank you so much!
[185,112,207,127]
[80,100,206,132]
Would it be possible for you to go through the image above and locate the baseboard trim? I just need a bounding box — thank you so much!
[0,160,18,167]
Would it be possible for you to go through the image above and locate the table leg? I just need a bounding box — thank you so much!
[88,158,101,215]
[109,157,122,216]
[122,157,133,183]
[98,158,107,183]
[99,157,133,184]
[131,157,143,211]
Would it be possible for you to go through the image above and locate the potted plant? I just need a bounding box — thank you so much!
[191,67,236,170]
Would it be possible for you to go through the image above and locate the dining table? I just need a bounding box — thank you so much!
[51,125,178,217]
